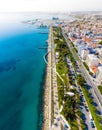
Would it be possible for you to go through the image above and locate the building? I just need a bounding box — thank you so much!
[78,43,86,56]
[86,54,99,67]
[80,49,90,60]
[73,39,82,46]
[90,66,98,74]
[96,66,102,84]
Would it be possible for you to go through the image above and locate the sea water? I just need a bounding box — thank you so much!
[0,20,48,130]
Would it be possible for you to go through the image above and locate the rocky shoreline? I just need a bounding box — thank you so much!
[42,27,52,130]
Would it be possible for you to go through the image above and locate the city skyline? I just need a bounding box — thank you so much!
[0,0,102,12]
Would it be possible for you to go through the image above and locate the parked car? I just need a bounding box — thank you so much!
[90,121,95,128]
[85,105,89,112]
[54,123,58,127]
[64,124,69,130]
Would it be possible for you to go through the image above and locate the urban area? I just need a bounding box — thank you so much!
[42,12,102,130]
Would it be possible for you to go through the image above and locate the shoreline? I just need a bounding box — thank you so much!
[42,27,52,130]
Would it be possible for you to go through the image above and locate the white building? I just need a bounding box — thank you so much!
[95,48,102,58]
[78,43,86,56]
[96,66,102,84]
[86,54,99,67]
[80,49,90,60]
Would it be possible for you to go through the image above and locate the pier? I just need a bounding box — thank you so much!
[38,46,51,50]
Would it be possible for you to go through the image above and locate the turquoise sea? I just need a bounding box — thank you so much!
[0,20,48,130]
[0,12,73,130]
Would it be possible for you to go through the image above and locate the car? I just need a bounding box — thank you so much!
[54,123,58,127]
[84,124,88,130]
[80,96,85,102]
[64,124,69,129]
[57,117,60,121]
[96,110,101,115]
[92,102,97,107]
[90,121,95,128]
[79,106,83,109]
[85,105,88,108]
[80,102,83,106]
[85,105,89,112]
[80,91,83,95]
[79,88,82,92]
[90,118,95,128]
[82,97,85,102]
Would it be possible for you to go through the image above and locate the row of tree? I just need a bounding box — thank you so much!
[53,27,81,130]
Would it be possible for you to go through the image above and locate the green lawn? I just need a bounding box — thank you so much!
[98,86,102,95]
[67,39,79,61]
[69,119,79,130]
[71,48,79,61]
[54,27,80,130]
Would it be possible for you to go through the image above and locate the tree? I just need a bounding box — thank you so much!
[99,41,102,45]
[76,74,84,86]
[62,96,76,121]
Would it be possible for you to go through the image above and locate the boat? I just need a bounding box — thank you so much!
[38,24,48,29]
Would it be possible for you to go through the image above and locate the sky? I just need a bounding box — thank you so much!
[0,0,102,12]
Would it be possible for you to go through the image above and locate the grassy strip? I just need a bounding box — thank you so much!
[99,41,102,45]
[83,62,90,71]
[83,62,93,76]
[56,62,68,86]
[71,48,79,61]
[98,86,102,95]
[67,39,79,61]
[69,119,79,130]
[82,87,102,130]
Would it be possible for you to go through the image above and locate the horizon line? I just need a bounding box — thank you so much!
[0,10,102,14]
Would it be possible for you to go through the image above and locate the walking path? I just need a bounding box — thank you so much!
[51,29,61,130]
[42,27,52,130]
[43,27,71,130]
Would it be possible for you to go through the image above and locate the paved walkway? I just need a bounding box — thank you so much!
[52,40,61,130]
[43,27,52,130]
[51,27,70,130]
[44,27,71,130]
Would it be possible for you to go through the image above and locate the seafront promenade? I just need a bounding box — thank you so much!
[50,27,70,130]
[42,27,52,130]
[43,27,71,130]
[43,26,61,130]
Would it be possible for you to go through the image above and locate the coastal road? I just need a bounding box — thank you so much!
[62,30,102,115]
